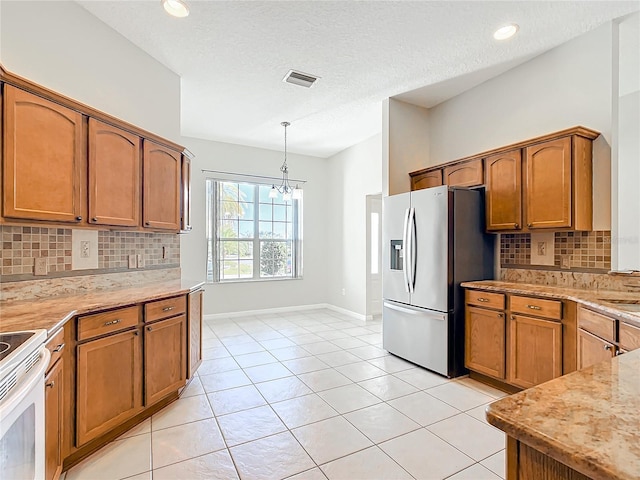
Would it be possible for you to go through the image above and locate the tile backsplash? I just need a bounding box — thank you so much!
[501,231,611,272]
[1,226,179,280]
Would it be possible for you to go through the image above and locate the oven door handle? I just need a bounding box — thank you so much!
[0,347,50,422]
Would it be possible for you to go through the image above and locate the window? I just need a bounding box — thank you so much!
[206,179,302,282]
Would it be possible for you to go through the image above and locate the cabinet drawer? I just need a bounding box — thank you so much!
[78,306,140,341]
[619,322,640,351]
[145,295,187,323]
[577,307,615,343]
[510,296,561,320]
[465,290,505,310]
[45,328,66,371]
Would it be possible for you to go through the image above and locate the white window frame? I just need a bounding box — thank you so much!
[206,178,303,283]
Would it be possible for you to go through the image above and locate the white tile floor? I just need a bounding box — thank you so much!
[65,309,508,480]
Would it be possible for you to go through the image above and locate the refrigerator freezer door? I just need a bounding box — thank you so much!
[382,193,411,305]
[410,186,449,312]
[382,301,449,376]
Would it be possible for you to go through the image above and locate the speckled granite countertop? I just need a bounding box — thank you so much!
[0,278,205,335]
[461,280,640,328]
[487,348,640,480]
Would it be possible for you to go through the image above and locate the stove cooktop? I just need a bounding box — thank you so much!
[0,331,36,362]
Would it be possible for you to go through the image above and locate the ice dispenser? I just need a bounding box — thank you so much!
[390,240,403,270]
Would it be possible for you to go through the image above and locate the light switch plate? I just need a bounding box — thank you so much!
[128,255,137,269]
[530,232,555,266]
[72,230,98,270]
[34,258,48,276]
[136,254,144,268]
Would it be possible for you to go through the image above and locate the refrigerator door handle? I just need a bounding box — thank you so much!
[402,207,410,292]
[383,301,446,319]
[408,207,416,293]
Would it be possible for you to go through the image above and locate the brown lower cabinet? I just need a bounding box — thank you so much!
[45,357,64,480]
[76,328,143,446]
[577,329,615,370]
[145,314,187,406]
[465,306,506,379]
[508,314,562,389]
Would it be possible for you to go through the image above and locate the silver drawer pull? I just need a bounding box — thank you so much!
[162,306,174,312]
[527,305,542,310]
[104,319,122,326]
[604,344,613,351]
[477,298,489,302]
[46,381,55,388]
[53,343,65,353]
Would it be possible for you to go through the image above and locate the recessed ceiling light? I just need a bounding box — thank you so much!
[493,24,519,40]
[162,0,189,18]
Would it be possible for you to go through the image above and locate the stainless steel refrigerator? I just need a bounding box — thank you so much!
[382,185,494,378]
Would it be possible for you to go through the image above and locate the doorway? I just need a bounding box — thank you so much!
[366,194,382,318]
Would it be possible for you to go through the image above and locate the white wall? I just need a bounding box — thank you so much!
[326,134,383,317]
[180,137,329,315]
[612,12,640,270]
[0,1,181,141]
[385,99,430,195]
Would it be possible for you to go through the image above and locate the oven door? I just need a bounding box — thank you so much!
[0,347,50,480]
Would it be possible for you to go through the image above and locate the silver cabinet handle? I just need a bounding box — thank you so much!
[604,344,613,351]
[527,305,542,310]
[53,343,65,353]
[104,319,122,326]
[147,326,152,332]
[477,298,489,302]
[46,381,55,388]
[497,313,504,318]
[162,306,174,312]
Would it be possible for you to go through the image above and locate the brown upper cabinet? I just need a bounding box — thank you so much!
[443,159,483,187]
[1,68,192,233]
[411,169,442,190]
[143,141,182,231]
[3,85,84,223]
[485,149,522,231]
[88,119,141,227]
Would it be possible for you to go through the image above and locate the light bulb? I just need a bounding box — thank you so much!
[292,187,303,200]
[283,191,292,201]
[268,186,278,199]
[493,24,519,40]
[162,0,189,18]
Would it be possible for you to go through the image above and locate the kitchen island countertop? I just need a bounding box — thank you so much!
[486,348,640,480]
[0,278,205,335]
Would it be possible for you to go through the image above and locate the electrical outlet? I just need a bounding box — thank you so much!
[128,254,137,269]
[34,258,48,276]
[80,240,90,259]
[137,254,144,268]
[561,254,572,269]
[537,241,546,256]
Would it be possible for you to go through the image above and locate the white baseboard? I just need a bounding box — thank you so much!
[203,303,371,322]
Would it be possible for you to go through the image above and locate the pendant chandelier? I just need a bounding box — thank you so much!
[269,121,302,201]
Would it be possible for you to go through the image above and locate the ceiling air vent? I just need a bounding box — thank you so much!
[283,70,320,88]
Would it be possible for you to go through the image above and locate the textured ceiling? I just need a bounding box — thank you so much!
[78,1,639,158]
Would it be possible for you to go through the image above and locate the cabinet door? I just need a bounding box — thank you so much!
[411,170,442,190]
[188,290,203,378]
[88,119,141,226]
[484,149,522,231]
[465,306,506,379]
[444,159,483,187]
[577,329,616,370]
[143,140,181,231]
[3,85,84,223]
[145,314,187,405]
[45,360,64,480]
[508,315,562,389]
[524,137,572,229]
[76,329,143,446]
